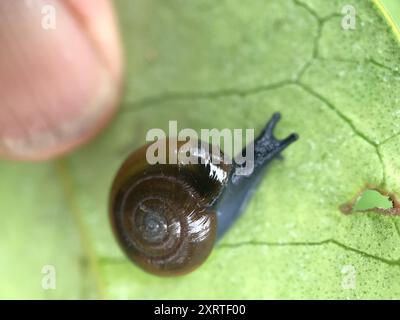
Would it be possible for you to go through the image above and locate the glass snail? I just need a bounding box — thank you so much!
[109,113,298,276]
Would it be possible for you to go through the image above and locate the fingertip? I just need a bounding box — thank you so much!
[0,0,123,161]
[64,0,124,82]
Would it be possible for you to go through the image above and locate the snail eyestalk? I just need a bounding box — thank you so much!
[215,112,298,239]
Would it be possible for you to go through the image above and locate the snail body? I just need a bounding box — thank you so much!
[109,113,298,276]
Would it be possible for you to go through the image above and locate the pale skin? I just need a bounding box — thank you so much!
[0,0,123,161]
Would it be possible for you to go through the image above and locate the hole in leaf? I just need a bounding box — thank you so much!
[340,187,400,216]
[353,189,393,211]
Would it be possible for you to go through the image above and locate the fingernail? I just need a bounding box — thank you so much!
[0,0,123,161]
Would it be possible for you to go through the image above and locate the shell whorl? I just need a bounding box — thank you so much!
[109,139,230,276]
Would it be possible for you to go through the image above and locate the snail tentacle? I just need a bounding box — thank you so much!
[215,113,298,239]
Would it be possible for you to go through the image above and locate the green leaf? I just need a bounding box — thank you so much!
[2,0,400,299]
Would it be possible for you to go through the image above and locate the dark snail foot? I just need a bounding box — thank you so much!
[215,112,298,240]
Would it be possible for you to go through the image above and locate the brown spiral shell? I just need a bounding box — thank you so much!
[109,139,231,276]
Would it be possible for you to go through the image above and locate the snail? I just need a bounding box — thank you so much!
[109,113,298,276]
